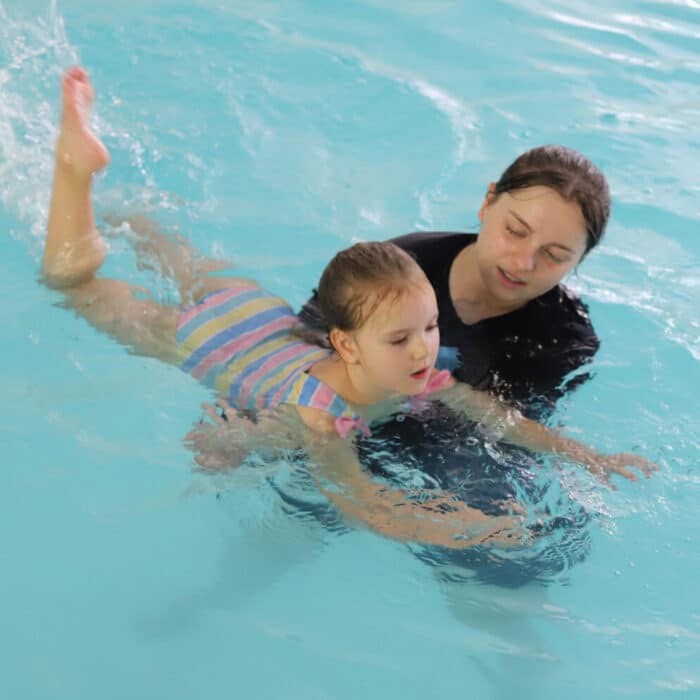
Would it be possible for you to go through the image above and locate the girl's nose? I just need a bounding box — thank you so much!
[412,336,429,360]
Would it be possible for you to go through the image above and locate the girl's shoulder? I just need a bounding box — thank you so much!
[286,367,371,438]
[295,404,339,435]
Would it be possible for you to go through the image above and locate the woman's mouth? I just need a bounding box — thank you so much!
[497,267,526,288]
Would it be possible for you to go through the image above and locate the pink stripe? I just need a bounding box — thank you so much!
[191,314,295,381]
[177,286,255,329]
[236,342,312,406]
[306,381,335,411]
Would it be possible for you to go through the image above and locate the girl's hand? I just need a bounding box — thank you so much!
[388,493,528,549]
[183,401,251,472]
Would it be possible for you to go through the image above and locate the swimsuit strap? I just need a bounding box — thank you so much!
[281,371,371,438]
[419,369,454,396]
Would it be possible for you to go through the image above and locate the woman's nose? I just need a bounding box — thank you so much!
[511,241,537,272]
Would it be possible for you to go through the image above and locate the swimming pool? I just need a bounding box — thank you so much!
[1,0,699,697]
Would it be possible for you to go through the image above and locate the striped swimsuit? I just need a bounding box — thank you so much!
[177,285,370,437]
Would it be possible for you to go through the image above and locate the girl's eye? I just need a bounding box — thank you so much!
[389,336,407,346]
[426,323,438,332]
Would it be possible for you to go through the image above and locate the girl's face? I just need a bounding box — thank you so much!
[475,185,588,306]
[343,280,440,400]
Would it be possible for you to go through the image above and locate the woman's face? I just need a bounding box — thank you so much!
[475,185,588,306]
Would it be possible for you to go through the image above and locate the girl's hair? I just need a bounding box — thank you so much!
[320,241,424,329]
[296,241,425,346]
[493,145,611,255]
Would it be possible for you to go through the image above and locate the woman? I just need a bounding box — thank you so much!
[294,147,614,583]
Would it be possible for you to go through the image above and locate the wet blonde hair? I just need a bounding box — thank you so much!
[297,241,427,347]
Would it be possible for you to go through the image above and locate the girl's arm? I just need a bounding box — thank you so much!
[433,380,657,483]
[303,430,524,549]
[186,402,525,548]
[183,402,304,472]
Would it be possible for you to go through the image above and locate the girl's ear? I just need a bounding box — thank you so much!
[478,182,497,222]
[329,327,360,364]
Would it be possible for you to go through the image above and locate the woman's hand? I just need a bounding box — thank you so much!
[574,450,659,486]
[435,382,659,488]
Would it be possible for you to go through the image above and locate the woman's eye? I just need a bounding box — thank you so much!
[390,336,407,345]
[426,323,438,332]
[544,249,567,263]
[506,225,525,238]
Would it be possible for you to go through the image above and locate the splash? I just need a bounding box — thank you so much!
[0,1,78,247]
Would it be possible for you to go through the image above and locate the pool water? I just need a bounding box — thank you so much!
[1,1,699,697]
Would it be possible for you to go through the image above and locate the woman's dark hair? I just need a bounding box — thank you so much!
[493,145,611,254]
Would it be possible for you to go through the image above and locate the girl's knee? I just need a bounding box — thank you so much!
[41,235,106,289]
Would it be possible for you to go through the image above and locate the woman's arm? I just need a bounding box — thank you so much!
[434,381,657,483]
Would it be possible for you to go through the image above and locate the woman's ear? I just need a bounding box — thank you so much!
[329,327,359,364]
[478,182,497,222]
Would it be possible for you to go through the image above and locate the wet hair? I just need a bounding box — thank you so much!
[493,145,611,255]
[296,241,426,347]
[320,241,426,329]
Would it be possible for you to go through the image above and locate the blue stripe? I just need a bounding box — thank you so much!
[199,326,292,389]
[295,373,321,407]
[326,393,351,418]
[177,287,268,343]
[245,346,326,409]
[180,305,293,374]
[224,340,313,404]
[259,352,326,408]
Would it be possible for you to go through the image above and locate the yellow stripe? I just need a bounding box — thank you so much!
[182,295,284,355]
[284,371,309,405]
[255,347,328,398]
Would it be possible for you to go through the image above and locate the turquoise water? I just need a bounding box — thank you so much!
[1,0,699,697]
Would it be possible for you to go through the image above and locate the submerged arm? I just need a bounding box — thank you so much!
[303,431,524,549]
[434,381,657,483]
[186,401,524,548]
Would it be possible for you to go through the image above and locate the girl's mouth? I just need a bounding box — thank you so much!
[410,368,429,380]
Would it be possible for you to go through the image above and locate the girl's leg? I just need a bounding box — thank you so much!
[42,67,180,363]
[42,66,109,287]
[103,212,255,305]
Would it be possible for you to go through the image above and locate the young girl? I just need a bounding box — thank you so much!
[42,67,655,550]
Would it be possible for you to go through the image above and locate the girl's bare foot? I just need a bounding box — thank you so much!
[56,66,110,177]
